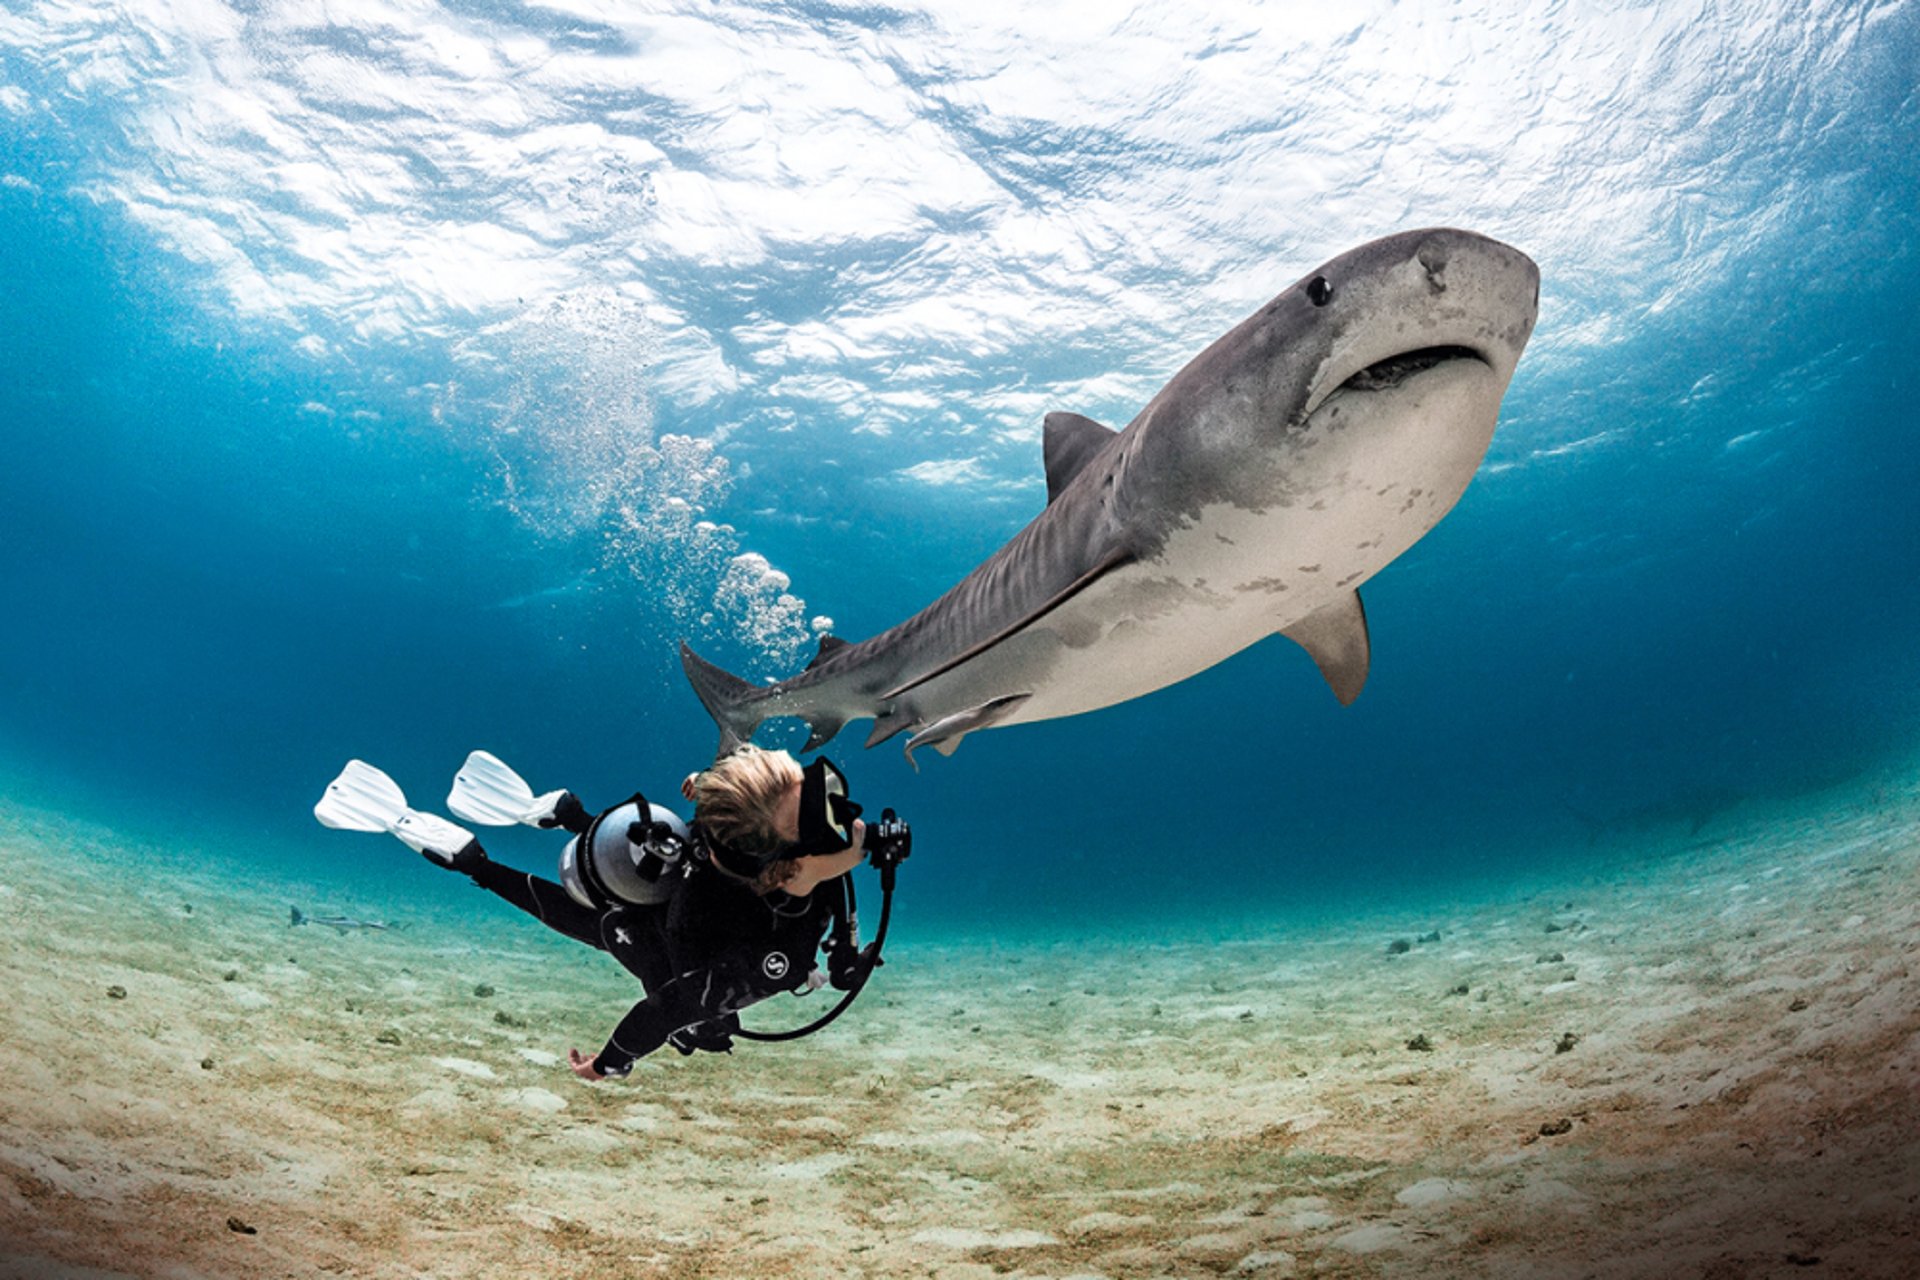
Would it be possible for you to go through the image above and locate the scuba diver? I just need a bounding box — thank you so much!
[314,745,910,1080]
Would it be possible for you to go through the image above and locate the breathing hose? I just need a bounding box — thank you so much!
[733,839,903,1044]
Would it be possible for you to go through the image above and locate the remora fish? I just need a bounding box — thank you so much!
[683,228,1539,764]
[289,906,392,933]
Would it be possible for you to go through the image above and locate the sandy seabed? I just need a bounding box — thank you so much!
[1,775,1917,1280]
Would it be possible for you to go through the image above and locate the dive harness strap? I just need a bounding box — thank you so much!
[731,849,900,1045]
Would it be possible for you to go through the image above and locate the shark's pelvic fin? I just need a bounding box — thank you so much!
[902,693,1031,770]
[883,547,1136,701]
[1280,590,1371,706]
[865,707,918,749]
[1041,411,1119,504]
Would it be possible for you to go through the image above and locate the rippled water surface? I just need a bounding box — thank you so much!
[1,0,1915,930]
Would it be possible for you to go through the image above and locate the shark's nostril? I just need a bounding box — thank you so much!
[1416,239,1451,293]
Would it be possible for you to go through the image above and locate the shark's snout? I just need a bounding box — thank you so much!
[1292,230,1536,478]
[1333,230,1539,394]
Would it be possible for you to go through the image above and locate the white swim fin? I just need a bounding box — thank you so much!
[314,759,476,859]
[446,750,572,827]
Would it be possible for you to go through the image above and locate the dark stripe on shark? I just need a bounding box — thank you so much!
[879,547,1138,705]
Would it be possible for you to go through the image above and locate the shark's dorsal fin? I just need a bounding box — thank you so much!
[805,634,851,671]
[1280,590,1371,706]
[1042,412,1118,504]
[882,547,1136,701]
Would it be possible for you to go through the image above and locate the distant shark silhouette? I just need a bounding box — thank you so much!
[684,228,1539,764]
[1562,786,1749,843]
[289,906,394,933]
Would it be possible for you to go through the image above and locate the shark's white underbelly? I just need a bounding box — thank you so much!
[976,369,1504,725]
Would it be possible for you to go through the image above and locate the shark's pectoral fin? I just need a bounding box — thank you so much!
[901,693,1031,770]
[801,715,848,753]
[1042,412,1119,503]
[864,707,917,749]
[1280,590,1371,706]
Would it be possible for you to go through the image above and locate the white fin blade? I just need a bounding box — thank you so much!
[315,760,409,832]
[447,750,539,825]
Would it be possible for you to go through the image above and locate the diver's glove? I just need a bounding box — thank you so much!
[826,939,862,990]
[829,941,884,991]
[666,1015,739,1056]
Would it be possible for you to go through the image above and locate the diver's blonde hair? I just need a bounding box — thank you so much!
[688,744,801,859]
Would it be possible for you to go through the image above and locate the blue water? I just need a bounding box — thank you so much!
[1,1,1916,935]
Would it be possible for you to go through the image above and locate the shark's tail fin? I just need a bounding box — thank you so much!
[680,642,767,757]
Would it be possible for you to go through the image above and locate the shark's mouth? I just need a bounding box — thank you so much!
[1337,344,1486,394]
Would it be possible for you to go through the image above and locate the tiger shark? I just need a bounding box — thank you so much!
[683,227,1539,765]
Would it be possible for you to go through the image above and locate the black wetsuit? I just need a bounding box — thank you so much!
[465,852,859,1076]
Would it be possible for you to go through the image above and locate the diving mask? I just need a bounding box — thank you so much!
[792,756,863,857]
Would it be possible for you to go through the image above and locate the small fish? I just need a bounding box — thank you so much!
[289,905,392,933]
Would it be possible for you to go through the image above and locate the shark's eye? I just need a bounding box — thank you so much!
[1307,276,1334,307]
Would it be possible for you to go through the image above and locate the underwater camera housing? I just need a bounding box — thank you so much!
[865,808,911,878]
[558,798,691,910]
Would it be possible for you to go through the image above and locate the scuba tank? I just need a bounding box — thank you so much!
[557,798,691,910]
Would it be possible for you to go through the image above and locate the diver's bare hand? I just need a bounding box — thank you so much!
[568,1048,606,1082]
[784,823,866,896]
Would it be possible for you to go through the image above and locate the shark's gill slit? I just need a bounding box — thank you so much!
[1341,345,1484,393]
